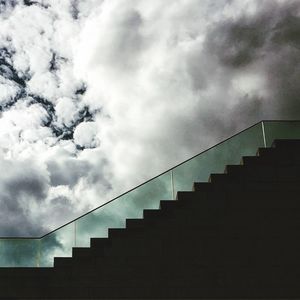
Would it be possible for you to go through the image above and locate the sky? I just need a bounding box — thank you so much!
[0,0,299,237]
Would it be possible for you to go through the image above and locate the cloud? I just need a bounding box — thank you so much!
[205,0,300,120]
[0,158,49,236]
[0,0,299,240]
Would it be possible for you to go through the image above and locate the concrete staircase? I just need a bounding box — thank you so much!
[1,139,300,299]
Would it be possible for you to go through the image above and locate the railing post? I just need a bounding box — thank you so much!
[261,121,267,148]
[171,170,175,200]
[74,221,77,247]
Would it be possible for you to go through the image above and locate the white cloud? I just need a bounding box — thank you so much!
[73,121,99,148]
[55,97,77,126]
[0,78,19,104]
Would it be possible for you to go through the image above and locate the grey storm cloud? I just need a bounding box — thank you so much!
[0,159,49,236]
[204,0,300,120]
[47,158,92,187]
[0,0,299,238]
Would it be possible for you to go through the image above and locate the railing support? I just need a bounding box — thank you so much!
[74,221,77,247]
[261,121,267,148]
[171,170,175,200]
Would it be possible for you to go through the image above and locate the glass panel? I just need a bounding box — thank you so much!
[5,120,300,267]
[76,171,172,247]
[0,239,39,267]
[172,123,264,192]
[40,223,74,267]
[264,121,300,147]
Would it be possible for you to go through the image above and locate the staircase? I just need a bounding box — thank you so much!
[1,139,300,299]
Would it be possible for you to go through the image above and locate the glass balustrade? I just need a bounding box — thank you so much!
[172,122,264,192]
[1,120,300,267]
[263,121,300,147]
[0,238,40,267]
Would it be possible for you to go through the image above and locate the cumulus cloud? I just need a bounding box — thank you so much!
[0,0,299,238]
[73,121,99,148]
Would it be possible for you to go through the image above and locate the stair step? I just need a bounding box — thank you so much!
[72,247,91,258]
[126,218,145,229]
[225,165,300,180]
[257,146,300,163]
[125,217,167,229]
[90,237,111,249]
[242,155,299,166]
[108,228,128,239]
[108,227,150,239]
[194,181,300,192]
[224,164,243,174]
[241,156,260,166]
[192,182,212,192]
[176,191,226,208]
[159,199,181,210]
[209,173,232,184]
[178,189,300,209]
[256,147,273,157]
[272,139,300,149]
[143,209,164,219]
[209,168,300,183]
[142,208,180,219]
[54,257,73,268]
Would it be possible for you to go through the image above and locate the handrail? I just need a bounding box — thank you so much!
[1,119,299,240]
